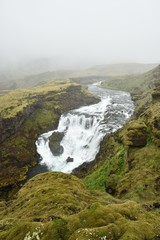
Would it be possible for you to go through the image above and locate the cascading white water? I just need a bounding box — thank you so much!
[36,83,134,173]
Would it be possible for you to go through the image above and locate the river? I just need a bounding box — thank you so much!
[36,83,134,173]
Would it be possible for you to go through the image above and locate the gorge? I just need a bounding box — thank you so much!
[0,65,160,240]
[36,83,134,173]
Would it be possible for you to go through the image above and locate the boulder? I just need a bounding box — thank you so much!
[49,131,64,155]
[66,156,74,163]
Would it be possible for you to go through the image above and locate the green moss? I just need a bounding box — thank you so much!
[84,160,109,192]
[6,172,100,219]
[0,80,75,119]
[115,150,125,174]
[24,108,58,132]
[84,148,126,192]
[67,200,160,240]
[0,172,159,240]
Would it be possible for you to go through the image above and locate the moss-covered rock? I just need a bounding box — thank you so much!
[152,89,160,102]
[122,120,147,147]
[49,131,64,155]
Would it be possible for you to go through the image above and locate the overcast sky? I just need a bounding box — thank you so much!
[0,0,160,68]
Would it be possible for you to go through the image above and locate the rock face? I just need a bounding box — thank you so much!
[0,103,39,143]
[152,89,160,102]
[49,131,64,155]
[151,112,160,146]
[123,121,147,147]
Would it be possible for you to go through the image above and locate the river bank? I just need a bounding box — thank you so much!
[83,66,160,203]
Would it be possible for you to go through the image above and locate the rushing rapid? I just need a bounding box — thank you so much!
[36,83,134,173]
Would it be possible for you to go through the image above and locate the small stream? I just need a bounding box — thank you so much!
[35,83,134,173]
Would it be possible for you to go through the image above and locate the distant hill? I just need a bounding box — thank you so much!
[0,62,158,91]
[101,64,160,91]
[88,63,158,76]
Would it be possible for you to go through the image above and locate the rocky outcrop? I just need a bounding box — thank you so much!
[0,102,42,143]
[151,115,160,146]
[49,131,64,155]
[59,85,99,112]
[122,121,147,147]
[152,89,160,102]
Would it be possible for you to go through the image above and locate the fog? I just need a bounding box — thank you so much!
[0,0,160,69]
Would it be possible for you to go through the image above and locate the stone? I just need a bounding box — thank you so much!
[49,131,64,156]
[66,157,74,163]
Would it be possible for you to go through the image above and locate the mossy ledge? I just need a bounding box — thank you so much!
[0,80,98,198]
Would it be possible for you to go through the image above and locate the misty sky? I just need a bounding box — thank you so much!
[0,0,160,67]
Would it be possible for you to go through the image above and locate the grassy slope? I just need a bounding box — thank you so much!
[100,64,160,90]
[84,65,160,203]
[88,63,158,76]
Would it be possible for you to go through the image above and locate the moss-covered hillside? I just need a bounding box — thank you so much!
[84,66,160,204]
[0,80,97,198]
[0,172,159,240]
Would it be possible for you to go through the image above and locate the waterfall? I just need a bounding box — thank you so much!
[36,84,134,173]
